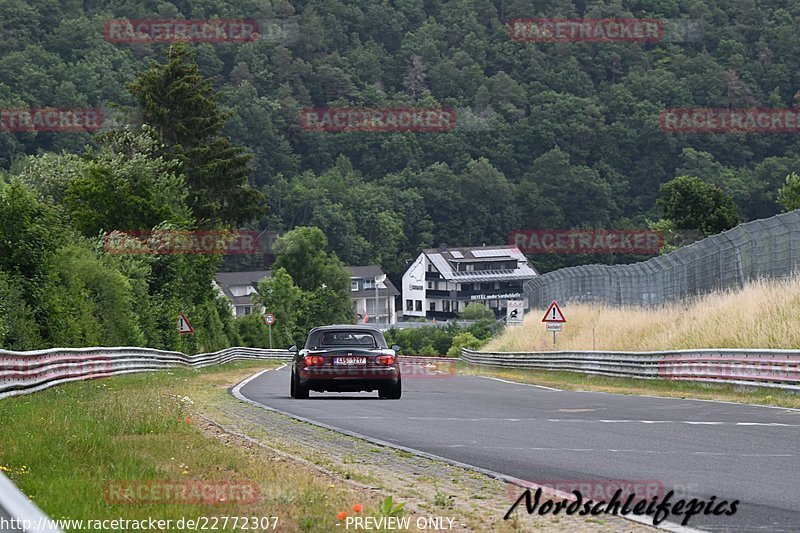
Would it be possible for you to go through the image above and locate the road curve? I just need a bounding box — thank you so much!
[237,365,800,532]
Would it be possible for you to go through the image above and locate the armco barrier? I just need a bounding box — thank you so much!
[461,348,800,390]
[0,345,292,530]
[0,346,292,400]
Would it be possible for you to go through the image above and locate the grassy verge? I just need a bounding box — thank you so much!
[457,362,800,409]
[0,361,389,532]
[485,277,800,352]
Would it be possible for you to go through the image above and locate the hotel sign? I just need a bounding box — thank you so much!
[469,292,522,301]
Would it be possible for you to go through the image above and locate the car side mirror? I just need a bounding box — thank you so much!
[288,345,298,352]
[391,344,401,352]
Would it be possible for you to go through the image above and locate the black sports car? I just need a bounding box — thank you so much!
[289,325,401,399]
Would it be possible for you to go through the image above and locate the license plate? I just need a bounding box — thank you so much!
[333,357,366,365]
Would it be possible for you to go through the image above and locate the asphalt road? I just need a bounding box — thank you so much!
[238,365,800,532]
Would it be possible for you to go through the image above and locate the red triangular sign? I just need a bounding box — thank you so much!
[177,311,194,334]
[541,300,566,323]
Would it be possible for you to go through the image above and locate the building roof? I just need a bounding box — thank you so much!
[215,270,270,287]
[349,265,384,278]
[349,265,400,297]
[420,245,538,282]
[214,266,398,300]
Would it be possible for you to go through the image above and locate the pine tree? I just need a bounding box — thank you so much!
[128,44,264,228]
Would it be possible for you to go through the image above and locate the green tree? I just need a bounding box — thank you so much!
[656,176,739,236]
[459,303,494,320]
[21,126,192,238]
[777,172,800,212]
[129,44,264,227]
[235,313,271,348]
[256,267,302,348]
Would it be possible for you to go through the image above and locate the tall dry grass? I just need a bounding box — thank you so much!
[485,276,800,352]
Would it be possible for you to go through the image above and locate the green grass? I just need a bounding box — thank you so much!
[457,362,800,408]
[0,361,384,531]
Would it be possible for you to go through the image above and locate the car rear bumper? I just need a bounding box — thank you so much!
[298,366,400,392]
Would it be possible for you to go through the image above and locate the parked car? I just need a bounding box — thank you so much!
[289,325,401,399]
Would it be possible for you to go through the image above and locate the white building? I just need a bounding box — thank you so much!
[214,266,398,325]
[401,246,538,320]
[349,265,399,326]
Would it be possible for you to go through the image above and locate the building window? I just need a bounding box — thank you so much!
[406,299,413,311]
[429,302,435,312]
[243,306,252,315]
[444,301,450,312]
[363,279,374,289]
[415,300,422,312]
[427,281,433,289]
[351,280,359,291]
[465,264,475,271]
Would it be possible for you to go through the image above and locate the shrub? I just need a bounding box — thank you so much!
[447,332,486,357]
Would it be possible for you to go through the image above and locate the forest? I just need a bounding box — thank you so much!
[2,0,800,349]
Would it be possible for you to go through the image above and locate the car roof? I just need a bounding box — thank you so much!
[310,325,383,333]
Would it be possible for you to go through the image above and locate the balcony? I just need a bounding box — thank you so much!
[425,271,442,280]
[426,289,452,298]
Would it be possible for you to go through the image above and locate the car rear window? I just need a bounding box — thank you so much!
[318,331,378,348]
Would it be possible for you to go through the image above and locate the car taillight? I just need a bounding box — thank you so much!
[376,355,395,366]
[304,355,325,366]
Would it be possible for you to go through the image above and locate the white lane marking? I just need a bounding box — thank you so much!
[736,422,799,426]
[445,445,797,458]
[475,375,562,391]
[307,416,800,427]
[576,389,800,413]
[740,453,794,457]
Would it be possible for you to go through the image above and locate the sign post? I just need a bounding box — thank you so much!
[541,300,566,346]
[264,313,275,349]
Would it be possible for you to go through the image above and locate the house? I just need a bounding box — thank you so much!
[349,265,399,326]
[214,265,398,325]
[214,270,269,317]
[401,245,538,320]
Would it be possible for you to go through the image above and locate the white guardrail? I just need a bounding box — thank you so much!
[461,348,800,390]
[0,346,293,532]
[0,346,293,400]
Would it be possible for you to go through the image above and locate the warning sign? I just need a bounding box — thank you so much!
[541,300,566,323]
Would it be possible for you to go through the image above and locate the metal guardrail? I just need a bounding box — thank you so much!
[0,345,291,531]
[461,348,800,390]
[0,346,292,400]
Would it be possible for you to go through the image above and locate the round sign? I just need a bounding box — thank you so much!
[264,313,276,325]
